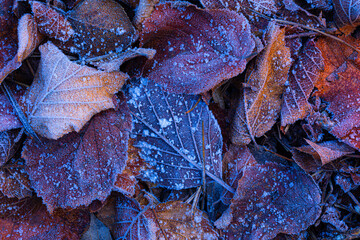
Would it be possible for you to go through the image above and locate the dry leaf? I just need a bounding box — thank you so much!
[31,0,74,41]
[215,162,321,239]
[0,195,90,239]
[0,13,43,84]
[141,2,256,94]
[333,0,360,32]
[0,85,24,132]
[126,78,225,191]
[22,96,132,212]
[281,39,324,126]
[232,24,291,145]
[58,0,137,58]
[21,42,128,140]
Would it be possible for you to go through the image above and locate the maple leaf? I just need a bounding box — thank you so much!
[0,194,90,239]
[21,42,128,140]
[126,78,232,192]
[232,24,292,145]
[281,39,324,126]
[140,2,256,94]
[0,158,32,199]
[31,0,75,41]
[215,162,321,239]
[0,12,43,84]
[22,95,132,212]
[55,0,137,58]
[113,195,218,239]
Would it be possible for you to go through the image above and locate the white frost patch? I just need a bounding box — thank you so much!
[159,118,171,128]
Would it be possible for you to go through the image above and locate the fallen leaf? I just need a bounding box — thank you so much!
[321,206,349,232]
[231,24,292,145]
[305,139,355,165]
[31,0,74,41]
[0,194,90,239]
[0,13,43,84]
[22,95,132,212]
[0,129,20,166]
[333,0,360,32]
[221,144,257,205]
[57,0,137,58]
[215,162,321,239]
[113,194,156,239]
[141,2,256,94]
[113,195,218,239]
[0,85,24,132]
[21,42,128,140]
[126,78,228,191]
[0,158,32,199]
[281,39,324,126]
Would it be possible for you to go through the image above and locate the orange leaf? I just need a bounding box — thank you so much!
[232,24,291,145]
[21,42,128,140]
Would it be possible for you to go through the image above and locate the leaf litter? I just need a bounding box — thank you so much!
[1,0,360,238]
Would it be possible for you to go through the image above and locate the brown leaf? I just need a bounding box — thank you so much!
[21,42,128,140]
[0,158,32,199]
[22,95,132,212]
[140,2,256,94]
[281,39,324,126]
[221,144,257,205]
[58,0,137,59]
[31,0,74,41]
[232,24,291,145]
[0,85,24,132]
[305,139,355,165]
[0,194,90,239]
[215,162,321,239]
[113,195,218,239]
[0,13,43,84]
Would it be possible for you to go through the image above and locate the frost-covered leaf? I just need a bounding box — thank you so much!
[333,0,360,28]
[141,2,256,94]
[0,129,19,166]
[113,194,156,240]
[31,0,74,41]
[58,0,137,58]
[126,78,229,191]
[21,42,128,140]
[0,194,90,239]
[0,12,42,84]
[221,144,257,205]
[215,162,321,239]
[281,39,324,126]
[113,138,147,196]
[0,158,32,199]
[0,85,24,132]
[113,195,218,240]
[22,96,132,212]
[231,24,291,145]
[305,139,355,165]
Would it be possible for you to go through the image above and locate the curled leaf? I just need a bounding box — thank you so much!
[141,2,256,94]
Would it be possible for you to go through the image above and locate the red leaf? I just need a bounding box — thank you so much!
[31,1,74,41]
[22,95,132,211]
[215,163,321,239]
[0,194,90,239]
[140,2,256,94]
[281,39,324,126]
